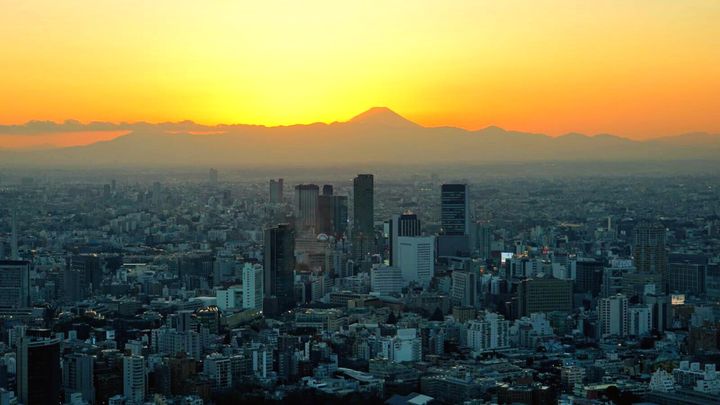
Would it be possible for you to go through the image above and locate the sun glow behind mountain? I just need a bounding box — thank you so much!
[1,1,720,142]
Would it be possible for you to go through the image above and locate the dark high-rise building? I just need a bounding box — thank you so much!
[294,184,319,230]
[473,222,493,260]
[633,222,668,293]
[332,195,349,238]
[317,195,334,235]
[0,260,30,308]
[17,336,62,405]
[668,254,707,296]
[64,254,102,302]
[388,212,421,266]
[317,184,348,238]
[518,276,573,318]
[575,259,605,297]
[269,178,284,204]
[441,184,469,236]
[352,174,374,261]
[208,168,218,184]
[264,224,296,315]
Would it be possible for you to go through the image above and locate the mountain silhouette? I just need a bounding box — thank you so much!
[0,108,718,167]
[346,107,420,128]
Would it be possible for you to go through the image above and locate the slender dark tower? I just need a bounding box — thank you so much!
[441,184,469,236]
[294,184,319,230]
[633,222,668,293]
[352,174,374,262]
[269,178,284,204]
[263,224,296,315]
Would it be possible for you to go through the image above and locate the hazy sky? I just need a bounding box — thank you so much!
[1,0,719,140]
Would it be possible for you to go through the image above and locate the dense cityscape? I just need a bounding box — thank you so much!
[0,168,718,405]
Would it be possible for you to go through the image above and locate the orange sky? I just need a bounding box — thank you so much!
[1,0,719,145]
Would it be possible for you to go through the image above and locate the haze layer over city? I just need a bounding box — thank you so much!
[1,2,720,405]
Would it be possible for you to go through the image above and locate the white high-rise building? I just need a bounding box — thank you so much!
[598,294,629,339]
[242,263,263,310]
[122,355,146,405]
[466,312,510,354]
[216,287,242,311]
[370,265,404,294]
[382,328,422,363]
[397,236,435,286]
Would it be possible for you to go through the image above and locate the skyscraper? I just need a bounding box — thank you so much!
[63,353,95,404]
[332,195,349,238]
[388,212,421,266]
[263,224,296,315]
[633,222,668,293]
[598,294,629,339]
[242,263,264,310]
[122,355,146,405]
[63,254,102,303]
[473,222,493,260]
[451,270,478,307]
[208,168,218,184]
[294,184,320,230]
[17,336,62,405]
[441,184,469,236]
[353,174,374,261]
[269,178,284,204]
[397,236,435,287]
[317,194,334,235]
[0,260,30,308]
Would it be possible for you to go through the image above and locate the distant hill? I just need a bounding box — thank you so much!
[1,108,718,167]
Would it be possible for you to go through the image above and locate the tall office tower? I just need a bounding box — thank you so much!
[242,263,264,310]
[633,222,668,293]
[294,184,319,230]
[643,293,670,332]
[263,224,296,315]
[574,259,605,297]
[388,212,422,266]
[269,178,284,203]
[10,210,18,259]
[441,184,469,236]
[63,353,95,404]
[397,236,435,287]
[517,276,573,317]
[332,195,349,238]
[597,294,629,339]
[64,254,102,302]
[0,260,30,308]
[322,184,333,196]
[208,168,218,184]
[122,355,146,405]
[17,336,62,405]
[474,222,493,259]
[352,174,375,261]
[317,194,334,235]
[451,270,478,307]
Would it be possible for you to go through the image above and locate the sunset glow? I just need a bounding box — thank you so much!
[1,0,719,140]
